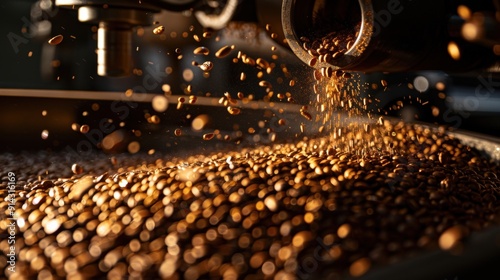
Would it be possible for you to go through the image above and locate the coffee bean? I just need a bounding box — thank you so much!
[48,34,63,45]
[198,61,213,71]
[227,106,241,115]
[153,26,165,35]
[215,45,234,58]
[439,225,466,250]
[193,46,210,55]
[79,125,90,134]
[4,121,500,279]
[71,163,83,175]
[308,57,318,67]
[203,133,215,140]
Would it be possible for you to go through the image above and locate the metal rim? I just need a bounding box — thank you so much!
[281,0,374,70]
[194,0,239,30]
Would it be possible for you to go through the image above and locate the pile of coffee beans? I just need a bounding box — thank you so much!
[299,20,360,78]
[2,120,500,279]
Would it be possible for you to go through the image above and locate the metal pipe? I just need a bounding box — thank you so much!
[282,0,500,73]
[96,22,132,77]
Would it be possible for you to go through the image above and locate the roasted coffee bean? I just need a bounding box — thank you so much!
[193,46,210,55]
[2,121,500,279]
[48,34,63,45]
[203,133,215,140]
[215,45,234,58]
[71,163,83,175]
[153,26,165,35]
[199,61,214,71]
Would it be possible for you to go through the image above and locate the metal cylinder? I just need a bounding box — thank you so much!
[55,0,242,76]
[282,0,499,73]
[96,22,132,77]
[76,5,156,77]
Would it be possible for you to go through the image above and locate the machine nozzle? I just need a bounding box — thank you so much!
[76,5,156,77]
[96,22,132,77]
[282,0,499,73]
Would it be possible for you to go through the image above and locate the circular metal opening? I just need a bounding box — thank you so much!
[283,0,372,70]
[295,0,361,47]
